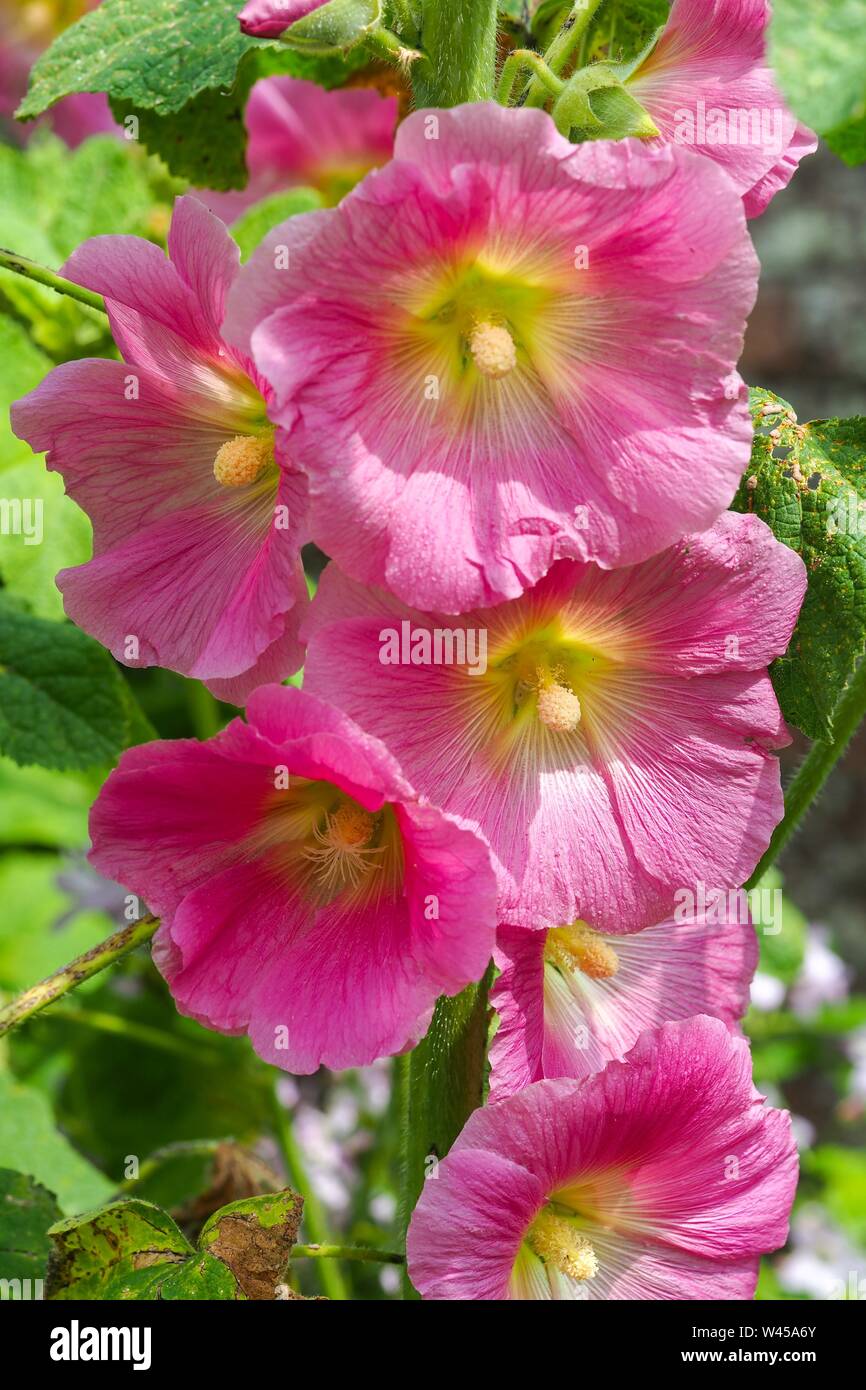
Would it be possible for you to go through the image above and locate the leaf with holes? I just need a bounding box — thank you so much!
[732,389,866,740]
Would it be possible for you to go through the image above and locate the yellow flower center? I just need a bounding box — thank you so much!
[213,433,274,488]
[535,680,582,733]
[545,922,619,980]
[468,320,518,379]
[527,1209,598,1282]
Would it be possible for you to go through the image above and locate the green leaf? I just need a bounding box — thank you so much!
[732,389,866,740]
[0,599,128,771]
[0,1072,112,1216]
[231,187,325,261]
[46,1188,303,1300]
[770,0,866,163]
[0,1169,61,1290]
[109,49,262,193]
[18,0,274,122]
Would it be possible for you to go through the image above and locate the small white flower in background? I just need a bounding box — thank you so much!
[790,926,851,1016]
[750,970,787,1011]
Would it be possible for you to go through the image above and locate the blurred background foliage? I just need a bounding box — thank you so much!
[0,4,864,1301]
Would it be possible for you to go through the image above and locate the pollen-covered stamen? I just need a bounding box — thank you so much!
[528,1209,598,1282]
[546,922,619,980]
[213,433,274,488]
[469,320,518,379]
[536,680,582,734]
[302,800,384,895]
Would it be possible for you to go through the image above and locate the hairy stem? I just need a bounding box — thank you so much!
[270,1084,348,1301]
[0,916,159,1037]
[413,0,499,106]
[525,0,605,105]
[498,48,564,106]
[747,656,866,890]
[399,966,494,1297]
[0,247,106,314]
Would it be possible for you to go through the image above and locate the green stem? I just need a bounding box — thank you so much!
[0,915,159,1037]
[747,656,866,890]
[497,48,564,106]
[0,247,106,314]
[292,1244,404,1265]
[412,0,499,107]
[399,965,494,1298]
[525,0,605,105]
[270,1084,348,1301]
[364,23,424,69]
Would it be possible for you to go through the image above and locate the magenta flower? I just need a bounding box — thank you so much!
[11,196,314,704]
[239,0,327,37]
[88,686,498,1072]
[198,76,398,222]
[490,913,758,1099]
[407,1016,798,1300]
[303,512,806,932]
[626,0,817,217]
[1,0,115,146]
[231,103,760,613]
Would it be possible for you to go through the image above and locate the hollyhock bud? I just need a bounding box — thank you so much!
[238,0,328,38]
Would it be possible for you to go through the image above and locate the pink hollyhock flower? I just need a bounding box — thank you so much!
[625,0,817,217]
[407,1016,798,1300]
[233,103,760,613]
[489,911,758,1099]
[88,686,498,1072]
[11,195,315,704]
[198,77,398,222]
[239,0,327,37]
[302,511,807,932]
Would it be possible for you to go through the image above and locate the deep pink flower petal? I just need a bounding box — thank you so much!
[408,1017,798,1299]
[90,687,497,1072]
